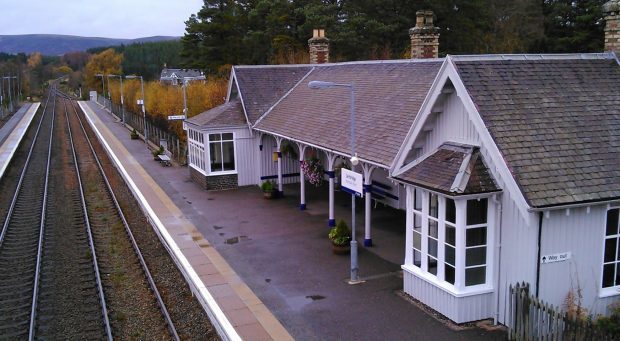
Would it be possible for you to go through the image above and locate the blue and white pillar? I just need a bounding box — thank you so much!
[275,137,283,197]
[326,152,338,227]
[297,143,307,210]
[362,164,376,247]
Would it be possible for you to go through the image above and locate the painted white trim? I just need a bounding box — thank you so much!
[252,67,315,128]
[77,102,241,341]
[225,68,235,102]
[231,67,253,132]
[402,264,494,298]
[206,131,237,175]
[391,59,451,174]
[0,103,41,180]
[255,128,388,169]
[449,52,615,62]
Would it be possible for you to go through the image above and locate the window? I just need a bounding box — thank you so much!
[603,208,620,288]
[188,129,205,172]
[465,199,488,286]
[407,189,490,292]
[444,198,456,284]
[209,133,235,173]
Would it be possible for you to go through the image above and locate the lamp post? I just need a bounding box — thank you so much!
[181,76,206,116]
[308,80,361,283]
[95,73,105,107]
[126,75,147,142]
[108,74,125,124]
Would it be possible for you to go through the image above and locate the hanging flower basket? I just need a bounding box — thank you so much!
[300,157,324,187]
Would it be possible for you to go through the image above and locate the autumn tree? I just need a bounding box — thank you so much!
[83,48,123,94]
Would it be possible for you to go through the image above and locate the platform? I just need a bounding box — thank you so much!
[78,101,291,341]
[0,103,40,180]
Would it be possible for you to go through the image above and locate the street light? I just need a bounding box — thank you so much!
[126,75,147,142]
[181,76,206,116]
[108,74,125,124]
[308,80,361,283]
[95,73,106,107]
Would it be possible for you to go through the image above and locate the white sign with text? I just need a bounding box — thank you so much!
[167,115,186,121]
[341,168,363,197]
[541,252,571,264]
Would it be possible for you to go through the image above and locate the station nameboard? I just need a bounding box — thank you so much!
[342,168,363,197]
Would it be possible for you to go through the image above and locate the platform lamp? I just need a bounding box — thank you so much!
[126,75,147,142]
[308,80,361,284]
[107,74,125,124]
[95,73,106,107]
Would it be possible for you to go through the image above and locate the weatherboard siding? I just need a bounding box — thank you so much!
[234,128,259,186]
[403,271,495,323]
[539,205,620,317]
[259,135,300,185]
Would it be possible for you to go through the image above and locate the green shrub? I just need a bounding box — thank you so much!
[261,180,275,192]
[329,219,351,246]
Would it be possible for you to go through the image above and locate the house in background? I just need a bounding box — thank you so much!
[184,3,620,327]
[160,68,204,85]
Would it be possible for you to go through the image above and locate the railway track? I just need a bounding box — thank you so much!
[0,87,182,340]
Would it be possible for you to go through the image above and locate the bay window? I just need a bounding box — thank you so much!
[208,133,236,173]
[188,129,205,172]
[406,187,492,293]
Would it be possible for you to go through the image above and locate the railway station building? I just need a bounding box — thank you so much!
[185,5,620,325]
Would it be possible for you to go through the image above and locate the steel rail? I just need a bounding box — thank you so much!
[67,96,180,340]
[28,88,56,340]
[61,97,113,341]
[0,88,51,246]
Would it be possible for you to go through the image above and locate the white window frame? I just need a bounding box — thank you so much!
[188,128,207,175]
[207,132,237,175]
[404,186,494,297]
[600,206,620,298]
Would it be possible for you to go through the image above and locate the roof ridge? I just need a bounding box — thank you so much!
[233,58,444,69]
[449,52,616,62]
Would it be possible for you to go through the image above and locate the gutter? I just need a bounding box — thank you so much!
[528,198,620,212]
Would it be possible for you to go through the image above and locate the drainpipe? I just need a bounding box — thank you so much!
[493,194,503,325]
[535,211,543,297]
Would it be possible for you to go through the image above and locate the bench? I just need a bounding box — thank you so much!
[157,154,171,166]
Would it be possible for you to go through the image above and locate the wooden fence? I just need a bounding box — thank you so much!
[507,282,618,341]
[97,95,186,164]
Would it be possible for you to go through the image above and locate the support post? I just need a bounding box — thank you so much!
[275,137,283,197]
[297,143,307,210]
[362,164,376,247]
[326,152,338,227]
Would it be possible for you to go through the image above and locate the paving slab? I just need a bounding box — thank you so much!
[81,101,506,340]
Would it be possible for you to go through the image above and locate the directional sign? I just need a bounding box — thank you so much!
[341,168,363,197]
[136,99,144,105]
[541,252,571,264]
[167,115,186,121]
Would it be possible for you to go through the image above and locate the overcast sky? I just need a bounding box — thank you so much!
[0,0,204,39]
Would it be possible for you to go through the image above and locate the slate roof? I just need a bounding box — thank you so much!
[160,68,203,80]
[453,55,620,207]
[186,98,246,128]
[234,65,312,124]
[254,60,442,166]
[395,143,499,195]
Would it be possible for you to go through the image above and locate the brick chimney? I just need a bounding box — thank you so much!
[409,10,440,59]
[604,1,620,52]
[309,29,329,64]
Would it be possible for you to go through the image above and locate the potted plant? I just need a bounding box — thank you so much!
[130,128,139,140]
[152,145,164,160]
[261,180,276,199]
[328,219,351,255]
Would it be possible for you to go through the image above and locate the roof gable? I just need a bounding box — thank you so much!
[234,65,313,125]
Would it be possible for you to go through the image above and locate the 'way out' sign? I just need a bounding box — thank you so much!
[540,252,571,264]
[341,168,363,197]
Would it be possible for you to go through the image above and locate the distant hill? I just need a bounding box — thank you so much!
[0,34,180,56]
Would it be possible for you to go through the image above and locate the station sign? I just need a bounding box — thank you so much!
[341,168,363,197]
[167,115,186,121]
[136,99,144,105]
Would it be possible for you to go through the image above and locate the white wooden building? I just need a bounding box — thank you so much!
[184,4,620,326]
